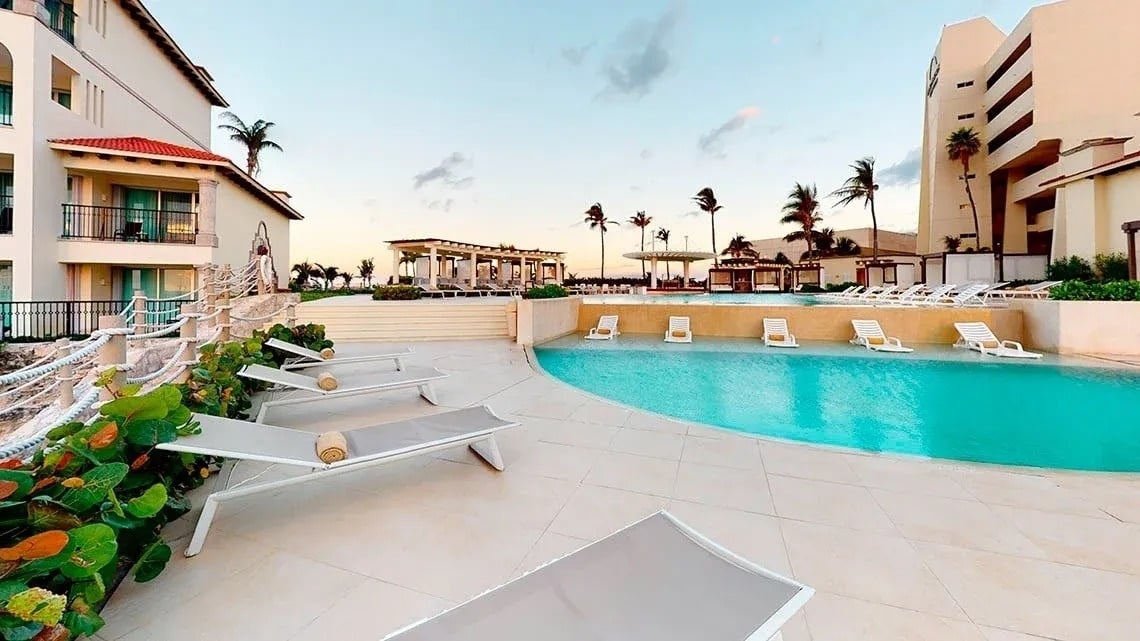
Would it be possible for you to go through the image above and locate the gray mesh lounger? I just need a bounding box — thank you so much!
[264,337,412,372]
[383,511,813,641]
[157,406,518,557]
[238,363,448,422]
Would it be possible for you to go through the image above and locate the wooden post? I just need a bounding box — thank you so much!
[1127,228,1137,281]
[55,338,74,408]
[176,303,198,384]
[218,288,231,343]
[286,302,297,329]
[132,289,147,335]
[97,315,127,401]
[256,257,269,296]
[203,265,217,325]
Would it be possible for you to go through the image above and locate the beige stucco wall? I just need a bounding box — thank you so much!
[576,303,1023,346]
[516,297,581,346]
[214,180,292,290]
[1015,299,1140,356]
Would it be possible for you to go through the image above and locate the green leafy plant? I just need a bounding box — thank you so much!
[175,338,272,419]
[523,284,569,299]
[1046,255,1095,281]
[0,385,202,640]
[824,281,860,293]
[1049,280,1140,301]
[1094,252,1129,281]
[372,285,422,301]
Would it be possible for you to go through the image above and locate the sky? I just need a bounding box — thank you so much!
[148,0,1042,279]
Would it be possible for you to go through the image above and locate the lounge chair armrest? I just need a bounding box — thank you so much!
[887,336,903,346]
[1001,340,1025,351]
[788,333,797,343]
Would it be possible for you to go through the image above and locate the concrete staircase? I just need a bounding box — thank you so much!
[293,297,514,342]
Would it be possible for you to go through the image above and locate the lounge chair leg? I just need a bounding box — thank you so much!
[419,383,439,405]
[470,434,505,471]
[394,356,405,371]
[215,459,237,492]
[184,495,220,557]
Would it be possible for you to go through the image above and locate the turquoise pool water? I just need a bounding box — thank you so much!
[534,338,1140,472]
[583,293,824,306]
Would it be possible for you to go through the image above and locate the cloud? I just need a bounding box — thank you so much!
[413,152,474,189]
[681,210,702,218]
[807,131,837,144]
[599,5,681,98]
[697,106,761,158]
[630,185,642,192]
[424,198,455,212]
[561,42,595,65]
[878,147,921,187]
[640,148,653,160]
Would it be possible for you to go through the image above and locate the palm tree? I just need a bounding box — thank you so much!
[829,157,880,260]
[813,227,837,256]
[946,127,983,249]
[584,203,616,278]
[358,258,375,288]
[655,228,671,277]
[780,182,823,262]
[722,234,757,259]
[217,112,283,177]
[835,236,861,256]
[693,188,722,265]
[290,261,319,288]
[773,252,791,266]
[399,251,422,278]
[339,272,354,289]
[315,264,340,290]
[628,211,653,278]
[943,235,962,253]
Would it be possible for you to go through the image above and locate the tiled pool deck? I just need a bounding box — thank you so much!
[99,339,1140,641]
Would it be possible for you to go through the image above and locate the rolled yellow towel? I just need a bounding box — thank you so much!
[316,372,339,391]
[320,347,336,360]
[596,327,611,335]
[670,330,688,338]
[315,431,348,464]
[769,333,786,342]
[867,336,885,346]
[981,340,1000,349]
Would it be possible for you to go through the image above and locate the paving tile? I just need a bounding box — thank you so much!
[781,520,965,619]
[845,454,972,499]
[769,476,897,533]
[567,401,632,426]
[917,541,1140,641]
[952,468,1107,518]
[548,484,667,540]
[759,441,861,485]
[805,592,986,641]
[991,504,1140,574]
[871,489,1045,557]
[608,427,685,460]
[666,500,791,575]
[681,434,764,469]
[287,580,451,641]
[501,439,599,482]
[622,411,689,434]
[526,416,618,449]
[511,531,590,578]
[671,462,774,514]
[583,450,679,497]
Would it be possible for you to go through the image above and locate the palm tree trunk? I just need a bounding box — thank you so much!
[600,230,606,279]
[962,166,981,249]
[246,150,257,176]
[711,216,718,266]
[869,197,879,261]
[640,228,646,280]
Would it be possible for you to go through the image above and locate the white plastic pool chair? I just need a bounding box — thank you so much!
[585,315,620,340]
[381,511,814,641]
[265,338,411,372]
[664,316,692,343]
[850,319,913,353]
[762,318,799,348]
[157,406,518,557]
[239,363,448,422]
[953,322,1042,359]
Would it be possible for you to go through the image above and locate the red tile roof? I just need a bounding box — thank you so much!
[49,137,230,162]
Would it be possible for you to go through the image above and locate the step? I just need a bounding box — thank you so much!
[294,300,512,342]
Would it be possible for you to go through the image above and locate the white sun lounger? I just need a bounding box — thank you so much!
[157,406,519,557]
[985,280,1061,301]
[762,318,798,348]
[382,511,813,641]
[585,315,620,340]
[239,363,449,422]
[877,284,924,305]
[851,319,913,353]
[264,338,411,372]
[953,322,1042,359]
[664,316,692,343]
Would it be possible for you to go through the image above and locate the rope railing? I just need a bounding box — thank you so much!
[0,332,113,386]
[126,315,191,341]
[126,340,190,385]
[0,387,100,461]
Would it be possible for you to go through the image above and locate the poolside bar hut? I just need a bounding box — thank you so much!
[386,238,566,289]
[622,250,715,290]
[707,258,787,293]
[791,262,822,290]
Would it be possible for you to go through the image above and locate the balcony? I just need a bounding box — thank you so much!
[60,204,198,244]
[986,87,1035,145]
[45,0,75,44]
[1010,162,1061,202]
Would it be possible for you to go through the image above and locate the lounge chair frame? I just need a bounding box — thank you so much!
[762,318,799,348]
[265,338,411,372]
[663,316,692,343]
[585,315,620,340]
[953,322,1042,359]
[850,319,913,353]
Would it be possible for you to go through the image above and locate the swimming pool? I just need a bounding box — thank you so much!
[582,293,824,306]
[533,336,1140,472]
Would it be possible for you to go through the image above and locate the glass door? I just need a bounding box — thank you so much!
[120,268,159,301]
[122,188,158,241]
[0,172,11,234]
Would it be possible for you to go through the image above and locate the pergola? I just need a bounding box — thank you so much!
[1124,221,1139,280]
[386,238,566,289]
[623,250,716,288]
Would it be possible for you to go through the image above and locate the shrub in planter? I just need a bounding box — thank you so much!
[824,282,860,293]
[1049,280,1140,301]
[0,384,202,640]
[372,285,422,301]
[797,284,824,293]
[524,284,568,299]
[253,323,333,367]
[1094,252,1129,281]
[176,338,272,420]
[1046,256,1095,282]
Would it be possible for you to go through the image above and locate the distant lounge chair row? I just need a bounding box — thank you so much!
[585,315,1041,359]
[818,281,1036,308]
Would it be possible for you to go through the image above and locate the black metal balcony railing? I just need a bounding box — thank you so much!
[45,0,75,44]
[60,204,198,244]
[0,299,187,342]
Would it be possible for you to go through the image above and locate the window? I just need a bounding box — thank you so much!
[961,232,977,239]
[0,83,10,126]
[0,172,11,234]
[956,80,975,89]
[52,89,71,109]
[959,204,970,210]
[957,113,975,120]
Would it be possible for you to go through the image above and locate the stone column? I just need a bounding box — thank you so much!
[496,258,505,285]
[392,249,402,284]
[470,251,479,287]
[555,260,563,285]
[650,257,659,289]
[683,261,691,287]
[428,246,438,289]
[1127,228,1137,280]
[97,316,127,402]
[196,178,219,247]
[519,257,528,287]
